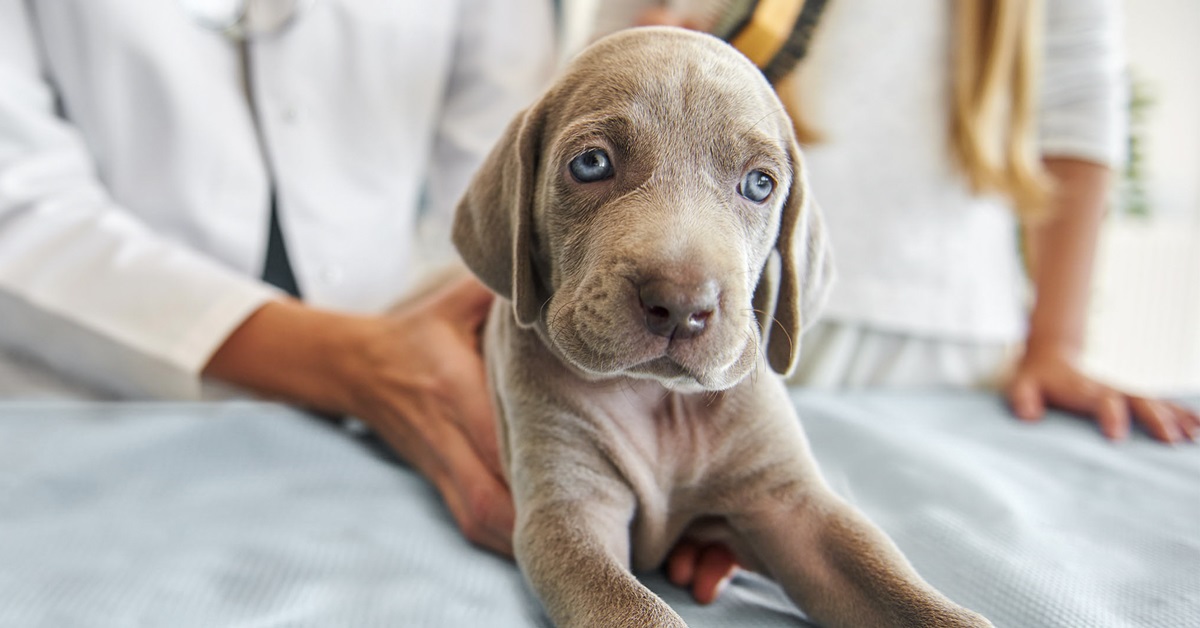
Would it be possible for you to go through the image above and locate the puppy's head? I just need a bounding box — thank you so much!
[454,27,832,392]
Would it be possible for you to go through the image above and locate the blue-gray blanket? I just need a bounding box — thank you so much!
[1,392,1197,627]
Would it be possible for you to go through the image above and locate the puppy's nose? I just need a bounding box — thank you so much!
[638,278,720,339]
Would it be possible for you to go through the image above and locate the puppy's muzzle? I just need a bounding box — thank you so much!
[637,277,720,340]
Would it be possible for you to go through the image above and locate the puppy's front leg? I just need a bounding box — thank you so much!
[516,501,684,628]
[512,458,685,628]
[735,489,992,628]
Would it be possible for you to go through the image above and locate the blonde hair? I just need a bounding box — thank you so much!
[950,0,1051,221]
[775,0,1052,221]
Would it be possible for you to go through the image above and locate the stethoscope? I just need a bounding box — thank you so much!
[179,0,316,40]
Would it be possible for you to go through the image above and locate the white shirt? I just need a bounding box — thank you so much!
[0,0,554,397]
[582,0,1127,343]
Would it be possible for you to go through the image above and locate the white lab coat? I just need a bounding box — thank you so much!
[0,0,555,398]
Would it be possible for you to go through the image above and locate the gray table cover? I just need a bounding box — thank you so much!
[1,392,1197,627]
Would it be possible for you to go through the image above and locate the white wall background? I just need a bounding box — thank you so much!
[1083,2,1200,395]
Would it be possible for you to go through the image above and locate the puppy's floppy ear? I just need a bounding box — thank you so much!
[452,100,545,328]
[754,138,834,376]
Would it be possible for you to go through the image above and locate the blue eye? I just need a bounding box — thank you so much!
[738,170,775,203]
[569,148,614,183]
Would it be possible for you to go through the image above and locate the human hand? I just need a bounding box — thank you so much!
[634,8,700,30]
[202,272,511,552]
[665,539,739,605]
[1006,348,1199,444]
[345,274,514,554]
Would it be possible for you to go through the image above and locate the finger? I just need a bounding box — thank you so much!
[443,462,516,557]
[440,274,495,325]
[635,8,689,27]
[690,544,738,605]
[666,539,700,588]
[1165,403,1200,442]
[1094,390,1131,442]
[438,351,510,528]
[1006,376,1045,422]
[435,440,515,556]
[445,345,505,478]
[374,408,515,556]
[1129,397,1182,444]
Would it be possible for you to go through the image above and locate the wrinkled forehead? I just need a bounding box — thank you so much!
[547,27,791,151]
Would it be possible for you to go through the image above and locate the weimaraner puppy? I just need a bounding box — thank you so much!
[452,26,992,628]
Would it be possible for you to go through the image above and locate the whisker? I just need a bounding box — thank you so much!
[619,377,640,405]
[744,328,763,386]
[744,105,789,139]
[770,315,795,360]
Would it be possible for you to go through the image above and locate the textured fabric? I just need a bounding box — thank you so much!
[800,393,1200,628]
[2,393,1196,627]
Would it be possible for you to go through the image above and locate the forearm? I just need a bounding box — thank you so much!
[202,299,368,415]
[1022,158,1112,360]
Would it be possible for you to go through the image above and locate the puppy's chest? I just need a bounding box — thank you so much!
[593,385,740,485]
[588,385,759,568]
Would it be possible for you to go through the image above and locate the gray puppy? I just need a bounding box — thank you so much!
[452,27,992,628]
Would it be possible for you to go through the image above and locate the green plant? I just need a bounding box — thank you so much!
[1120,75,1155,218]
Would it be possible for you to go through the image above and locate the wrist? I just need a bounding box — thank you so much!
[204,299,372,415]
[1022,330,1082,364]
